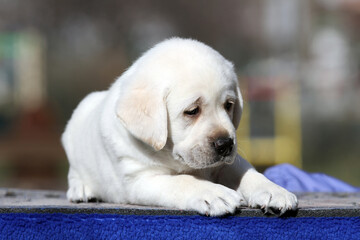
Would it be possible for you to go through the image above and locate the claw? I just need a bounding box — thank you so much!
[267,208,275,215]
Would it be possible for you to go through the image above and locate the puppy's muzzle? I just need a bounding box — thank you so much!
[213,137,234,157]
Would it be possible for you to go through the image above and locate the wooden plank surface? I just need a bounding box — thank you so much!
[1,188,359,217]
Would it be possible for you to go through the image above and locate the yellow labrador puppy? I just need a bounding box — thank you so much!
[62,38,297,216]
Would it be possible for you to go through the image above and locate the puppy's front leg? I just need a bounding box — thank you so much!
[123,166,245,216]
[216,155,298,215]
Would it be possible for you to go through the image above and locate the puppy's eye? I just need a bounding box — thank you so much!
[224,101,234,112]
[184,107,200,116]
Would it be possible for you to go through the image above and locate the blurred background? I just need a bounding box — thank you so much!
[0,0,359,190]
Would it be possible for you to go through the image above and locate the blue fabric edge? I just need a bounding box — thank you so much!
[0,213,359,240]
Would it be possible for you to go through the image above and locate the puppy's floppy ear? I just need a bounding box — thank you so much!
[116,79,168,151]
[232,85,243,129]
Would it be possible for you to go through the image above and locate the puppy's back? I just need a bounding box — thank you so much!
[61,91,107,159]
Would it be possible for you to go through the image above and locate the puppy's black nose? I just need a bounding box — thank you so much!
[213,137,234,157]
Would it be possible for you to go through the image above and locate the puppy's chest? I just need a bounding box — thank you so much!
[189,168,221,183]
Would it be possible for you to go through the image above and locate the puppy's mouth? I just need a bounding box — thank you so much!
[215,151,236,165]
[174,150,235,169]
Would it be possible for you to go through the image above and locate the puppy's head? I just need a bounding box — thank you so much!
[116,38,243,169]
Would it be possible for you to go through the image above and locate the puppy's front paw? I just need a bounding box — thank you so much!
[247,185,298,215]
[67,178,96,203]
[188,184,246,216]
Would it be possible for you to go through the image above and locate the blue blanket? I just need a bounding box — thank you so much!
[264,164,360,192]
[0,213,359,240]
